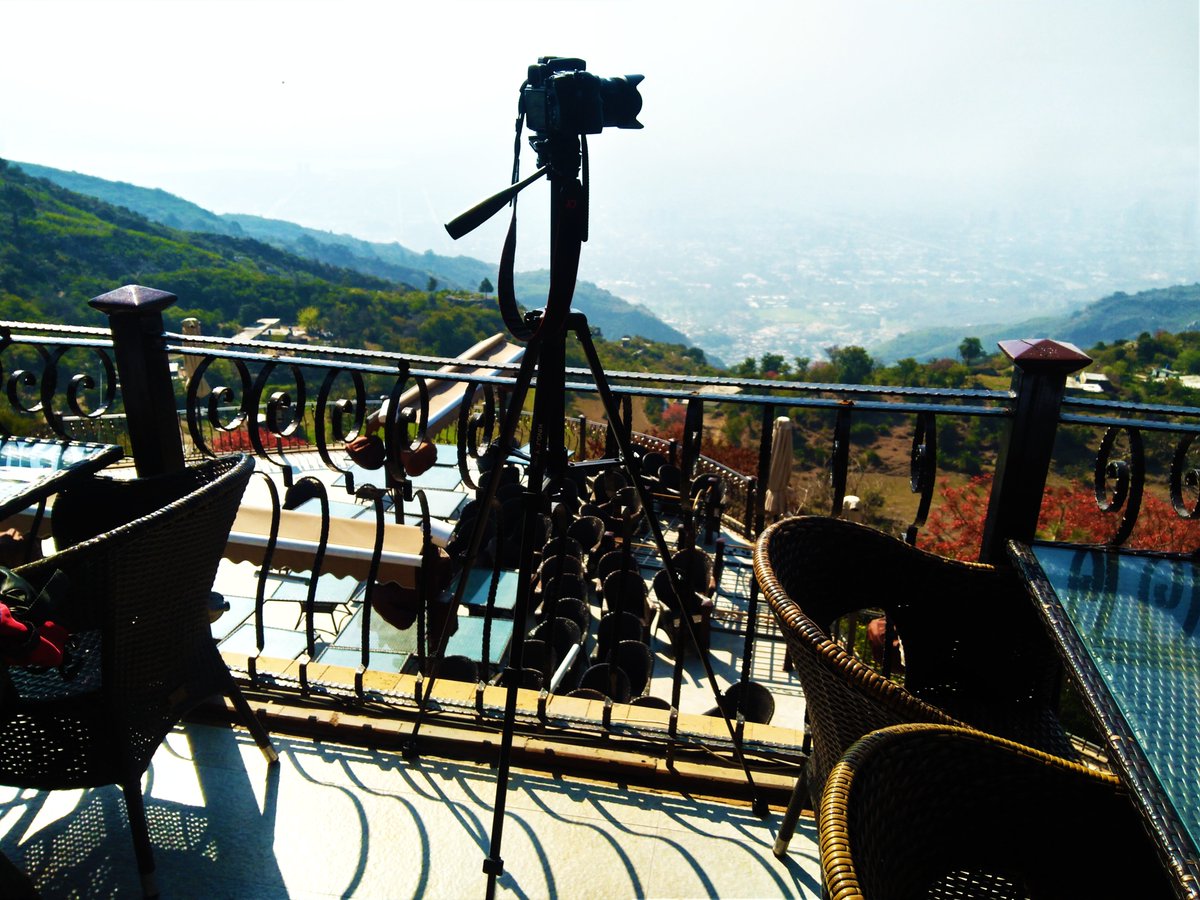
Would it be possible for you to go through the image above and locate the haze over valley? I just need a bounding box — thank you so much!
[578,195,1198,364]
[2,2,1195,366]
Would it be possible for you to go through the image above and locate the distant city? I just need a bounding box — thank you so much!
[578,199,1199,364]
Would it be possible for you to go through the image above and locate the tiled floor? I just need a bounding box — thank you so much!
[0,722,823,898]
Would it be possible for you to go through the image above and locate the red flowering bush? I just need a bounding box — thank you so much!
[922,475,1200,560]
[209,424,310,454]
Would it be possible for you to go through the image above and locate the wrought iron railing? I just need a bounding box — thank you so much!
[4,289,1200,762]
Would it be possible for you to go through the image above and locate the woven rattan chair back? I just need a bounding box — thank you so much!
[754,516,1072,822]
[5,454,274,896]
[819,724,1172,900]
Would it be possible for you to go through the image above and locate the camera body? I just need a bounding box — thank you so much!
[522,56,643,136]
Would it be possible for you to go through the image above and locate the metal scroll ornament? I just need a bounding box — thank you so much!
[1169,431,1200,520]
[906,411,938,545]
[457,381,498,491]
[1,342,116,438]
[186,354,252,457]
[313,368,369,472]
[1094,425,1144,546]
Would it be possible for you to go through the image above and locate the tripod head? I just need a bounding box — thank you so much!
[444,56,642,239]
[444,57,643,347]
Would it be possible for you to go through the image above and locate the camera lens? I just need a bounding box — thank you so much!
[598,75,644,129]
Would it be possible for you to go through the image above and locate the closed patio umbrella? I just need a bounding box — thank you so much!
[763,416,793,520]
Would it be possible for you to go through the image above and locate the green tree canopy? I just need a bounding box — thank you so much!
[827,345,875,384]
[958,336,983,366]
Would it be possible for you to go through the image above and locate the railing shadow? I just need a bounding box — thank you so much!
[0,722,285,898]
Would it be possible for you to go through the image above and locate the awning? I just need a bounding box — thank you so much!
[226,503,433,588]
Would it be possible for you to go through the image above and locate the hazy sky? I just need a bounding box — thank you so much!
[2,0,1196,271]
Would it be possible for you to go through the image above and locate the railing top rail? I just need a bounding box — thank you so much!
[0,321,112,338]
[1060,412,1200,435]
[162,328,1011,399]
[29,317,1200,432]
[1063,393,1200,421]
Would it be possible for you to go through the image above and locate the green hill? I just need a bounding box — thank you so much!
[13,161,696,350]
[0,158,713,379]
[872,283,1200,362]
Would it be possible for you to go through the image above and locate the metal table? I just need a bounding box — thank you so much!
[0,437,123,521]
[1010,540,1200,899]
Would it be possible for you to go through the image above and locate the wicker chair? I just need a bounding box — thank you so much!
[2,454,275,897]
[819,724,1172,899]
[754,515,1075,856]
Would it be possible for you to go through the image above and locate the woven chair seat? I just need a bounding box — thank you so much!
[819,724,1172,900]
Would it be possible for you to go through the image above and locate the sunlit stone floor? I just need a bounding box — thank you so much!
[0,722,822,898]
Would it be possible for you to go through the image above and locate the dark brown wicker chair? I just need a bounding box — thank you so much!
[754,515,1076,856]
[819,724,1172,900]
[3,454,275,897]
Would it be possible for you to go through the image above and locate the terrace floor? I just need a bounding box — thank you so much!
[0,720,823,898]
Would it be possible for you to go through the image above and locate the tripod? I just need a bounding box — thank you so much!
[430,95,765,900]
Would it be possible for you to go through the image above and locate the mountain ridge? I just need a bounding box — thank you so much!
[872,283,1200,362]
[13,161,697,351]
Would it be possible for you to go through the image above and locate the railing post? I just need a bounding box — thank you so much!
[89,285,186,476]
[979,338,1090,564]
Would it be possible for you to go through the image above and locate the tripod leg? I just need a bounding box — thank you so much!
[484,335,565,897]
[409,335,543,716]
[568,313,767,815]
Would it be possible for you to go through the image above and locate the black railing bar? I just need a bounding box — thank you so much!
[1,334,115,350]
[168,331,527,368]
[0,321,112,338]
[577,383,1012,418]
[1059,412,1200,435]
[593,371,1010,401]
[163,331,1010,402]
[159,345,1012,421]
[1064,394,1200,420]
[166,343,404,376]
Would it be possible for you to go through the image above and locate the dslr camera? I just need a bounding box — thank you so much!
[522,56,643,136]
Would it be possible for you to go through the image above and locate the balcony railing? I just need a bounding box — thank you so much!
[3,286,1200,783]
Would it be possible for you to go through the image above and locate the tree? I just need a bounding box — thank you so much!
[732,357,758,377]
[297,305,322,333]
[959,336,983,367]
[827,345,874,384]
[478,277,494,294]
[426,276,439,293]
[759,353,791,378]
[1,184,36,241]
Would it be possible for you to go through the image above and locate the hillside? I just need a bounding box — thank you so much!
[0,158,714,380]
[873,283,1200,362]
[13,161,696,350]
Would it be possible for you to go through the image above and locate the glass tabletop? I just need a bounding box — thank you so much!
[0,437,123,519]
[1027,542,1200,876]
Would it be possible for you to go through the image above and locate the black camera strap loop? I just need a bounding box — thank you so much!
[496,153,586,344]
[497,207,535,341]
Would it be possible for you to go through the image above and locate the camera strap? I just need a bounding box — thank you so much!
[497,179,584,345]
[497,104,537,342]
[497,206,534,341]
[496,102,586,344]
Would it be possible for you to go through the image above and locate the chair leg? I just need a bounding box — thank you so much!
[773,774,809,858]
[120,779,159,899]
[225,678,279,764]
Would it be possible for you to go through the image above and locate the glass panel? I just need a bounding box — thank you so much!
[1033,544,1200,853]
